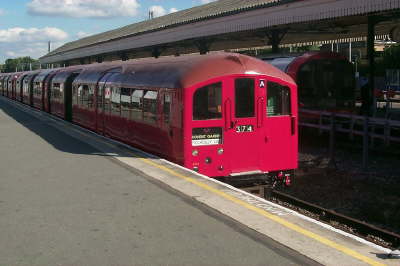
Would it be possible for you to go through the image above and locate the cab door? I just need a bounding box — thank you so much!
[224,77,264,174]
[263,80,297,171]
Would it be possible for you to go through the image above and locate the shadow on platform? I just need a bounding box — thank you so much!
[0,97,152,159]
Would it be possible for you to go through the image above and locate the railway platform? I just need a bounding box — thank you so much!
[0,96,398,266]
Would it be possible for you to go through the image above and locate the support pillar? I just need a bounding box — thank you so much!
[363,16,376,116]
[265,29,286,53]
[96,56,104,63]
[152,47,164,58]
[194,39,212,55]
[120,52,129,61]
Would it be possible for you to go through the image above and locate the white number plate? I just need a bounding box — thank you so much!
[236,125,254,133]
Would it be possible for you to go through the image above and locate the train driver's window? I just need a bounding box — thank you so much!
[235,78,255,118]
[267,81,291,116]
[193,82,222,120]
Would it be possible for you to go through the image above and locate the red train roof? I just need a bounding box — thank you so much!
[117,52,295,88]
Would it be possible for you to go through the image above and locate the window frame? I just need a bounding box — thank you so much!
[266,81,291,117]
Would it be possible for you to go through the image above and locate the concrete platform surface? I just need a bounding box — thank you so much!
[1,96,398,266]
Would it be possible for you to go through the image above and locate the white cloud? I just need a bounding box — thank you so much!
[0,27,68,61]
[149,5,166,18]
[200,0,218,4]
[27,0,140,19]
[148,6,179,18]
[76,31,92,38]
[0,27,68,43]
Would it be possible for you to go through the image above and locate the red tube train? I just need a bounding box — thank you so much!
[262,52,355,111]
[0,53,298,182]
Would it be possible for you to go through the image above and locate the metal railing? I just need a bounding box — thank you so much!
[299,108,400,168]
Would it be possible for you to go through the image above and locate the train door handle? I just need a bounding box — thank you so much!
[224,99,232,130]
[291,116,296,135]
[257,98,264,128]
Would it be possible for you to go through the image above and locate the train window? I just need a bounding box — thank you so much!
[23,80,29,96]
[79,85,94,109]
[130,89,143,121]
[34,82,41,96]
[104,87,111,113]
[72,85,78,105]
[53,83,62,102]
[143,90,158,125]
[193,82,222,120]
[120,88,131,119]
[163,93,171,124]
[267,82,291,116]
[235,78,255,118]
[97,86,103,109]
[111,87,121,116]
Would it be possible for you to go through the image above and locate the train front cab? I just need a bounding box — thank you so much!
[185,74,297,181]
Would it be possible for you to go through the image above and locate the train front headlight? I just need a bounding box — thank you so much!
[192,150,199,156]
[217,148,224,155]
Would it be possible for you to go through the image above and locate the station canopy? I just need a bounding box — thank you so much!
[40,0,400,64]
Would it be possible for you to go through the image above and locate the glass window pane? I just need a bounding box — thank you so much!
[193,82,222,120]
[111,87,121,116]
[163,93,171,124]
[104,86,111,113]
[143,90,158,124]
[235,78,254,118]
[130,89,143,121]
[267,81,291,116]
[120,87,131,119]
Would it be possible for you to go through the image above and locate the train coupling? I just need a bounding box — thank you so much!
[271,170,294,189]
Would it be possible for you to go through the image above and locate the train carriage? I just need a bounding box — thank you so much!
[15,71,36,102]
[62,53,298,178]
[7,73,23,100]
[263,51,355,111]
[3,52,298,181]
[50,67,83,120]
[71,63,120,132]
[32,69,60,111]
[0,74,7,96]
[22,71,40,106]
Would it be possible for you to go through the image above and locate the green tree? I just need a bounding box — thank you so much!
[2,57,39,73]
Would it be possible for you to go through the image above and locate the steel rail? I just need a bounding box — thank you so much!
[270,190,400,249]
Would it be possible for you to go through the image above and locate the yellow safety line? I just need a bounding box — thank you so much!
[58,121,385,266]
[138,157,386,266]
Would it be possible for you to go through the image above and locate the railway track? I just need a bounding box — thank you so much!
[221,175,400,250]
[268,189,400,250]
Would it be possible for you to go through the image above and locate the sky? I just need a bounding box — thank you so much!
[0,0,218,63]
